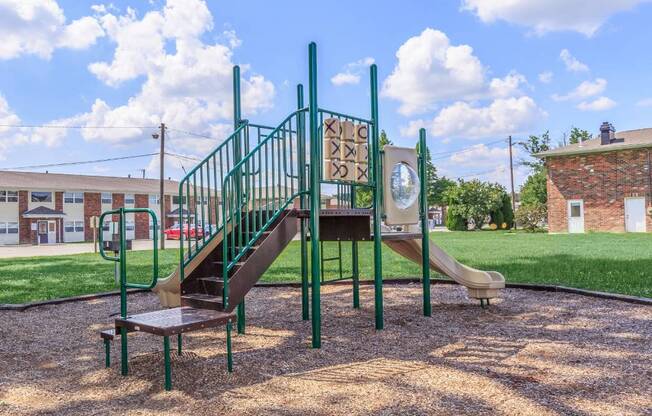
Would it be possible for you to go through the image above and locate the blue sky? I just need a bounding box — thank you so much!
[1,0,652,189]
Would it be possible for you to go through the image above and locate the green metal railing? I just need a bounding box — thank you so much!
[98,207,158,375]
[221,108,308,310]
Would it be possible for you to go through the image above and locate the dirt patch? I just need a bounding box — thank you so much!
[1,284,650,415]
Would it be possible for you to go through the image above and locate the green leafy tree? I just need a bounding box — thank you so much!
[445,211,467,231]
[568,127,591,144]
[518,131,550,172]
[444,179,504,229]
[501,193,514,229]
[355,130,392,207]
[515,203,547,232]
[520,169,548,207]
[415,141,439,206]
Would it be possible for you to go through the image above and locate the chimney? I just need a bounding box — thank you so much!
[600,121,615,145]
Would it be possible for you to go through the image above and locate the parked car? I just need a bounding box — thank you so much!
[163,224,203,240]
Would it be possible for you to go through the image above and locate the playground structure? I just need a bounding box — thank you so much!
[98,42,505,390]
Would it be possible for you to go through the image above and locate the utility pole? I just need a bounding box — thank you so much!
[508,135,516,213]
[153,123,166,250]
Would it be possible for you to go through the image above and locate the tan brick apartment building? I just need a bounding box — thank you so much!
[0,171,189,245]
[537,122,652,233]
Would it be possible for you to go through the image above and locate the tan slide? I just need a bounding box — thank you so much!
[384,238,505,300]
[152,229,225,307]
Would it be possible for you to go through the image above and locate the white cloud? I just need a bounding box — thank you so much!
[404,97,546,139]
[0,0,104,59]
[636,98,652,107]
[450,143,513,166]
[331,57,374,86]
[538,71,553,84]
[489,71,528,98]
[560,49,589,73]
[552,78,607,101]
[49,0,275,151]
[382,28,486,115]
[577,96,617,111]
[461,0,651,36]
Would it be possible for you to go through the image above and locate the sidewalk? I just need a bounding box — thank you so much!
[0,239,177,259]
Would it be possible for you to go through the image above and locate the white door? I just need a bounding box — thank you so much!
[567,200,584,233]
[47,220,57,243]
[625,197,646,232]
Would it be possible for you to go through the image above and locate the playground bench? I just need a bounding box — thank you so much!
[101,307,235,390]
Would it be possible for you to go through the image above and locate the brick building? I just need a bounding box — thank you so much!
[0,171,189,245]
[536,122,652,233]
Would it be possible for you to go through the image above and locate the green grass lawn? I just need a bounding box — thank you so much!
[1,231,650,304]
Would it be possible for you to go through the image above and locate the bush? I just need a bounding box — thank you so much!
[445,213,467,231]
[515,203,547,232]
[490,208,504,230]
[501,194,514,229]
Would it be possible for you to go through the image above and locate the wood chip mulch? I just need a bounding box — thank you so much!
[1,284,650,415]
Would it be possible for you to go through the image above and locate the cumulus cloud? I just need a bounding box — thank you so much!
[538,71,553,84]
[552,78,607,101]
[489,72,528,98]
[46,0,275,150]
[450,143,513,166]
[331,57,375,86]
[382,28,486,115]
[0,0,104,59]
[560,49,589,73]
[636,98,652,107]
[461,0,651,36]
[577,96,617,111]
[403,97,546,139]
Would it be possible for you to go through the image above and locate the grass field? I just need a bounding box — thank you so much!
[1,231,650,304]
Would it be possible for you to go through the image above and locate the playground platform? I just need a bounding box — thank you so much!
[1,285,650,415]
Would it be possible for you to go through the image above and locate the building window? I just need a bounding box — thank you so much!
[64,192,84,203]
[125,194,135,205]
[0,190,18,203]
[102,221,111,232]
[125,221,135,231]
[31,191,52,203]
[149,194,160,205]
[101,193,112,204]
[570,202,582,218]
[75,221,84,232]
[0,222,5,234]
[0,222,17,234]
[64,221,84,233]
[172,195,186,205]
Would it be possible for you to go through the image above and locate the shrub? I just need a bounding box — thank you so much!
[501,193,514,229]
[515,203,547,232]
[445,212,467,231]
[490,208,504,230]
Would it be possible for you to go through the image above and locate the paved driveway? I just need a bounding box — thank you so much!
[0,239,178,258]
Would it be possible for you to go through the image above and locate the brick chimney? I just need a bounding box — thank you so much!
[600,122,615,145]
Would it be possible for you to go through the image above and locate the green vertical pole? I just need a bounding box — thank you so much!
[118,207,129,375]
[351,185,360,308]
[233,65,246,335]
[226,320,233,372]
[177,333,182,355]
[298,84,309,320]
[163,336,172,391]
[419,129,432,317]
[370,64,383,330]
[308,42,322,348]
[104,340,111,368]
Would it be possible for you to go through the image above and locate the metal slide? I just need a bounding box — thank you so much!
[384,238,505,300]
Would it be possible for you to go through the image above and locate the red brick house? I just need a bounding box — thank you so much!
[0,171,190,245]
[536,122,652,233]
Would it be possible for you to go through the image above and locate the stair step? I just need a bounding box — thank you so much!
[181,293,224,311]
[115,306,234,336]
[197,276,225,284]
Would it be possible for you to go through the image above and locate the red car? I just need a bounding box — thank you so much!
[163,225,203,240]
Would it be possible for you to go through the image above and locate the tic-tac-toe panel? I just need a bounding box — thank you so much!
[340,120,354,142]
[354,124,368,144]
[341,141,356,161]
[355,162,369,183]
[323,118,340,138]
[339,160,355,181]
[324,158,341,181]
[355,143,368,163]
[324,138,341,159]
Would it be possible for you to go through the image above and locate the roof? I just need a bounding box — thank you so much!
[535,128,652,158]
[22,206,66,217]
[0,171,180,194]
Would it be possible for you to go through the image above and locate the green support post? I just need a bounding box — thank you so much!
[298,84,309,321]
[233,65,246,335]
[104,340,111,368]
[118,208,129,375]
[177,333,182,355]
[351,185,360,309]
[163,336,172,391]
[226,320,233,372]
[370,64,384,330]
[419,128,432,317]
[308,42,322,348]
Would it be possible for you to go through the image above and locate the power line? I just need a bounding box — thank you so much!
[165,152,201,162]
[458,167,505,179]
[0,124,157,129]
[0,153,158,171]
[431,138,507,161]
[166,128,221,141]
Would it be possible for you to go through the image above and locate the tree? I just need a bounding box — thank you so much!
[416,141,439,207]
[444,179,504,229]
[518,131,550,172]
[501,193,514,229]
[355,130,393,207]
[568,127,591,144]
[515,203,547,232]
[520,169,547,207]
